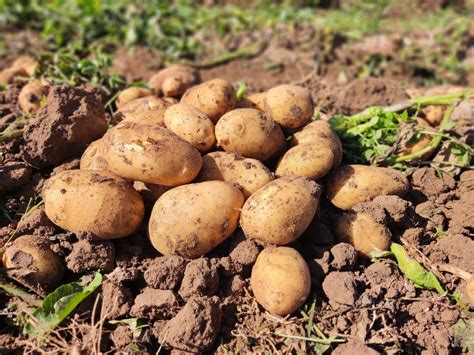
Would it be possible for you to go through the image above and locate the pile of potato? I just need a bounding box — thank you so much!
[4,65,410,316]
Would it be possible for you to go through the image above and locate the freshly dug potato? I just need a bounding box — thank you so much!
[149,65,200,97]
[241,176,321,245]
[121,108,167,127]
[181,79,236,123]
[18,79,49,114]
[164,103,216,153]
[0,66,29,85]
[467,277,474,305]
[275,143,334,180]
[2,235,64,290]
[197,151,274,198]
[236,92,266,111]
[326,165,409,210]
[148,181,244,258]
[264,84,314,128]
[44,170,144,239]
[11,56,36,75]
[116,96,171,121]
[103,122,202,186]
[251,247,311,316]
[80,139,109,171]
[290,120,343,168]
[335,211,392,258]
[215,108,286,161]
[116,87,153,109]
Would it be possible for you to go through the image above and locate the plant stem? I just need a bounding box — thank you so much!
[186,40,267,68]
[274,333,346,344]
[0,129,24,143]
[395,102,457,163]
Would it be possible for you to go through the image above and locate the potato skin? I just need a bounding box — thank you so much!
[80,139,110,171]
[103,122,202,186]
[43,170,144,239]
[197,151,274,198]
[121,108,167,127]
[149,65,200,97]
[18,79,49,114]
[116,87,153,109]
[215,108,286,161]
[164,103,216,153]
[11,56,36,75]
[251,247,311,316]
[148,181,244,258]
[116,96,171,121]
[236,92,266,111]
[326,165,409,210]
[275,143,334,180]
[335,212,392,258]
[2,235,64,289]
[290,120,343,168]
[241,176,321,245]
[264,85,314,128]
[181,79,236,123]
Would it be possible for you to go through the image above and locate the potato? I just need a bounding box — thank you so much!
[121,108,167,127]
[467,277,474,305]
[44,170,144,239]
[181,79,236,123]
[116,96,171,121]
[2,235,64,290]
[236,92,266,111]
[241,176,321,245]
[80,139,110,171]
[0,66,29,85]
[335,211,392,258]
[290,120,343,168]
[251,247,311,316]
[148,181,244,258]
[11,55,36,75]
[164,103,216,153]
[215,108,286,161]
[275,143,334,180]
[326,165,409,210]
[149,65,200,97]
[197,151,273,198]
[264,84,314,128]
[103,122,202,186]
[397,119,434,161]
[116,87,153,109]
[18,79,49,114]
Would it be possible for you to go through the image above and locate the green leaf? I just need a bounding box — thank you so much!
[453,319,474,353]
[391,243,445,294]
[23,272,102,337]
[236,81,247,101]
[109,318,149,338]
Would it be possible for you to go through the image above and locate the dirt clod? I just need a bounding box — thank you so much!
[101,281,133,320]
[0,161,32,194]
[330,243,357,271]
[179,258,219,300]
[143,256,187,290]
[131,288,179,320]
[333,339,380,355]
[159,296,222,353]
[322,271,358,306]
[22,85,107,167]
[411,167,456,200]
[15,206,58,236]
[229,238,260,266]
[66,239,115,273]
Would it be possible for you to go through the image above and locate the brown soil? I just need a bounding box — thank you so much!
[1,15,474,354]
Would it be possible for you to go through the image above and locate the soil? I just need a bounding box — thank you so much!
[1,7,474,354]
